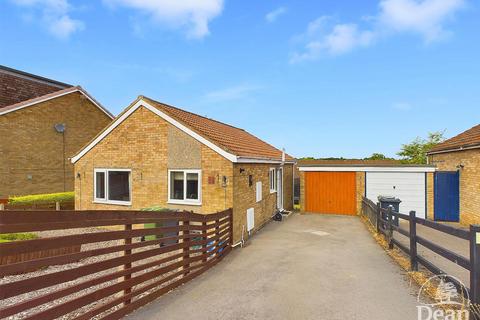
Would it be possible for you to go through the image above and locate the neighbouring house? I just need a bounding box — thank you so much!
[71,95,295,243]
[297,159,435,218]
[427,124,480,225]
[0,65,114,199]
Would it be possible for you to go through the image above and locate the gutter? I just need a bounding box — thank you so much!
[427,144,480,156]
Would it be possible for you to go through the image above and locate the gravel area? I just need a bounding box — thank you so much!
[1,227,184,320]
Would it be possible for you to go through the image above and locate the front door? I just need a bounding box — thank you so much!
[277,168,283,210]
[434,171,460,222]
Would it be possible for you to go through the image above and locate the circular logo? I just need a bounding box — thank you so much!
[417,274,470,309]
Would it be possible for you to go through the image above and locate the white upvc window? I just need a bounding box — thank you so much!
[168,169,202,205]
[269,168,277,193]
[94,169,132,206]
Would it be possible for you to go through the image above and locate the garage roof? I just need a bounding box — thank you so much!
[298,162,436,172]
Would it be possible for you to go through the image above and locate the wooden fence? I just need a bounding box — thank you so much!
[362,197,480,307]
[0,209,233,319]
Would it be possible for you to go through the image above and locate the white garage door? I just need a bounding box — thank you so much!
[366,172,426,218]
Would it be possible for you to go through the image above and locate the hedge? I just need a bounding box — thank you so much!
[0,233,38,243]
[9,192,74,206]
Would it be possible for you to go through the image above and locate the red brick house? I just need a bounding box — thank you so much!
[0,65,114,198]
[71,95,295,243]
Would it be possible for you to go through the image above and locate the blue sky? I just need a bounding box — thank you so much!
[1,0,479,159]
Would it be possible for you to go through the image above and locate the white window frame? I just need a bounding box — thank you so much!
[269,168,277,193]
[168,169,202,206]
[94,168,132,206]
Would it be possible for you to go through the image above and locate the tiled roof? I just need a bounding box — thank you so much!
[143,96,294,161]
[0,65,71,110]
[428,124,480,153]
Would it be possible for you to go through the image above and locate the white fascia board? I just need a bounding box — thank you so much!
[427,144,480,155]
[298,166,436,173]
[72,99,238,163]
[236,157,296,164]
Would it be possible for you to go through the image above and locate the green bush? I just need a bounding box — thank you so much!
[0,233,38,243]
[9,192,74,206]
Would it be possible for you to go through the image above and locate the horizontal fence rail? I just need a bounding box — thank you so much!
[361,197,480,313]
[0,209,233,319]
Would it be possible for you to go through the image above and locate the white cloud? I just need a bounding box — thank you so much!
[291,0,465,62]
[291,22,375,63]
[392,102,413,111]
[104,0,224,39]
[378,0,465,42]
[10,0,84,39]
[204,84,261,102]
[265,7,287,23]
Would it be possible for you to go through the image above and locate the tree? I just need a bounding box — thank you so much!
[364,153,390,160]
[397,131,445,164]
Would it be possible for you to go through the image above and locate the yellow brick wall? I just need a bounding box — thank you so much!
[429,150,480,225]
[74,106,234,215]
[232,163,282,242]
[426,172,434,220]
[0,92,112,198]
[356,172,365,215]
[299,171,305,211]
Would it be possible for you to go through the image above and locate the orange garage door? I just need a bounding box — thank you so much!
[305,172,357,215]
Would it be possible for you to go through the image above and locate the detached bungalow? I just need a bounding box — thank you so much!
[427,124,480,225]
[71,96,295,243]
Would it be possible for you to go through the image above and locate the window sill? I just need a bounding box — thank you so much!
[93,200,132,206]
[167,200,202,206]
[270,190,277,194]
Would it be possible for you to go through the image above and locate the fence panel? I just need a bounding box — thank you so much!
[0,208,233,319]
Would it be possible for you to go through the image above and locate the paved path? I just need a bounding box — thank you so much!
[127,214,421,320]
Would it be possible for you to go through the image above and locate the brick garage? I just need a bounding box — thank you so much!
[0,66,113,198]
[72,96,294,244]
[428,124,480,225]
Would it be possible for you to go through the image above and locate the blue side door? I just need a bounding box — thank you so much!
[434,171,460,222]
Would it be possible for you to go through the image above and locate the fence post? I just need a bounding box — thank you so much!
[470,225,480,305]
[202,218,208,263]
[123,223,132,305]
[183,218,190,276]
[229,209,234,246]
[55,201,60,211]
[387,206,394,249]
[376,202,381,233]
[409,211,418,271]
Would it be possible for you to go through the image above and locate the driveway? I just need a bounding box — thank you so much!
[127,213,420,320]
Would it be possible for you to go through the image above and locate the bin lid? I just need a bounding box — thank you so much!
[377,195,401,203]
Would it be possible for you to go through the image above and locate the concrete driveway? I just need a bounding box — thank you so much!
[127,213,421,320]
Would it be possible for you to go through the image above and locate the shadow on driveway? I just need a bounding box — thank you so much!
[127,213,421,320]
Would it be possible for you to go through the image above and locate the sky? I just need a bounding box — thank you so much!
[1,0,479,159]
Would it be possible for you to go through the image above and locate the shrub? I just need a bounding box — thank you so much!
[0,233,38,243]
[8,192,74,206]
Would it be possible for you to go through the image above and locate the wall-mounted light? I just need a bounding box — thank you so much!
[456,164,465,170]
[240,168,245,174]
[54,123,66,133]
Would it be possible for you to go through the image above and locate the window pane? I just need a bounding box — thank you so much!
[108,171,130,201]
[170,171,184,200]
[95,172,105,199]
[186,173,199,200]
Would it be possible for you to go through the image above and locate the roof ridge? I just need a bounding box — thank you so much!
[0,65,72,89]
[140,95,246,131]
